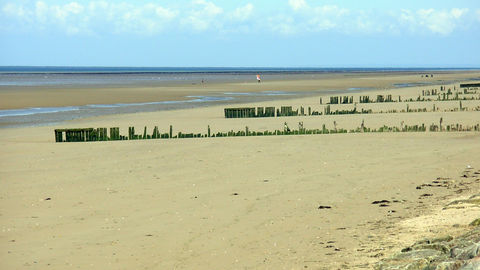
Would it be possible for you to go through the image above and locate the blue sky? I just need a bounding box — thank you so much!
[1,0,479,67]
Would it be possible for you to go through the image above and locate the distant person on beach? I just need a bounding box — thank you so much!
[256,74,261,83]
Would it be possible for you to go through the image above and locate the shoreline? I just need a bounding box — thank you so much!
[1,70,479,129]
[2,70,479,109]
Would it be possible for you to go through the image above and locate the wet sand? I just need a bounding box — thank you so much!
[1,71,480,269]
[1,70,479,110]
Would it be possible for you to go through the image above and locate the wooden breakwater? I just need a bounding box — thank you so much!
[223,85,480,119]
[54,128,115,142]
[225,106,311,118]
[224,107,276,118]
[54,122,480,143]
[460,83,480,88]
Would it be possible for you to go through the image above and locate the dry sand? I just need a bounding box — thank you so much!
[1,71,480,269]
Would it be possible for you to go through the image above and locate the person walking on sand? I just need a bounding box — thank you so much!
[256,74,261,83]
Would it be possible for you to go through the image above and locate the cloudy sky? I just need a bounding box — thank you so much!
[1,0,479,67]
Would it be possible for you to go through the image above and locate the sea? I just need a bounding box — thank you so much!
[0,66,476,128]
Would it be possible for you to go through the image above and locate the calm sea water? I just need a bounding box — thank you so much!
[0,67,475,128]
[0,66,472,87]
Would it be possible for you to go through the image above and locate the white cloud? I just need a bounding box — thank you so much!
[267,15,296,35]
[451,8,466,19]
[182,0,223,31]
[1,1,178,35]
[313,5,349,17]
[289,0,307,11]
[399,8,469,35]
[308,5,349,31]
[194,0,223,16]
[232,3,253,21]
[2,3,27,18]
[273,4,351,34]
[154,6,178,20]
[0,1,477,36]
[35,1,48,23]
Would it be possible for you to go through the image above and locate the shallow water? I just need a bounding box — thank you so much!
[0,91,315,128]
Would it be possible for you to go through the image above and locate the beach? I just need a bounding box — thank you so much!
[1,70,480,269]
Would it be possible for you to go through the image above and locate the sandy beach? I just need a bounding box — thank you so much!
[1,71,480,269]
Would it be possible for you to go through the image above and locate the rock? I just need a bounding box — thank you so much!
[375,250,437,270]
[451,242,480,260]
[415,235,453,245]
[376,227,480,269]
[372,200,391,204]
[469,218,480,227]
[318,205,331,209]
[412,243,450,254]
[460,260,480,270]
[435,261,464,270]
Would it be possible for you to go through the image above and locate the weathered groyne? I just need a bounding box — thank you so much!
[223,85,480,119]
[54,122,480,143]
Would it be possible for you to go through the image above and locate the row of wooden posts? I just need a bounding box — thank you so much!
[322,95,397,104]
[224,100,477,119]
[325,86,478,105]
[224,106,309,118]
[54,122,480,142]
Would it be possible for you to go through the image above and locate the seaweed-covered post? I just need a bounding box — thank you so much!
[308,107,311,116]
[208,125,211,137]
[169,125,173,138]
[128,127,134,140]
[54,130,63,142]
[361,119,365,132]
[108,128,113,140]
[319,97,323,104]
[245,126,249,136]
[333,120,337,132]
[439,117,443,131]
[324,105,331,115]
[459,101,463,111]
[102,128,108,141]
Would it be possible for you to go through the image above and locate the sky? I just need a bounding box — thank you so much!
[1,0,479,67]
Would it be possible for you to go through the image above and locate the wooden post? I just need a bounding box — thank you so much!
[54,130,62,142]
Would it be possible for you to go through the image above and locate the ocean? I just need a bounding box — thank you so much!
[0,66,472,87]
